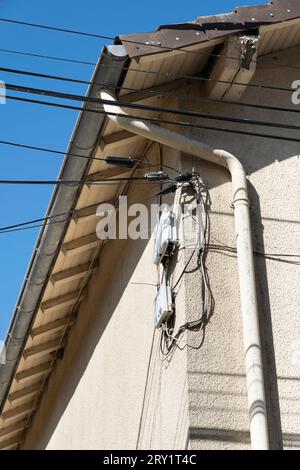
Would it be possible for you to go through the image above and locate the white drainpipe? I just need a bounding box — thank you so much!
[100,90,269,450]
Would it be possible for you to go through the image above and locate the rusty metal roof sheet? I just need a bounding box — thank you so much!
[118,0,300,58]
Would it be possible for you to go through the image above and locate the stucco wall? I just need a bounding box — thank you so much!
[22,56,300,450]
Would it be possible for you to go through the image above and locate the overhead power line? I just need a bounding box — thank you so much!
[1,65,299,114]
[0,53,297,94]
[4,81,300,133]
[3,15,300,72]
[0,17,252,62]
[0,140,183,177]
[0,214,70,233]
[3,92,300,145]
[0,220,67,234]
[0,190,163,233]
[0,45,300,76]
[0,176,171,185]
[1,210,300,268]
[3,14,300,79]
[0,139,107,161]
[0,17,113,41]
[0,47,96,66]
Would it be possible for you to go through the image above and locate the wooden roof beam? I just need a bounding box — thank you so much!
[50,262,91,286]
[62,233,100,256]
[0,419,27,440]
[23,338,64,360]
[2,402,34,421]
[87,165,129,182]
[99,130,140,151]
[30,317,69,339]
[72,201,113,222]
[8,382,42,404]
[0,434,22,450]
[40,288,87,314]
[15,361,52,384]
[120,77,189,104]
[206,35,258,102]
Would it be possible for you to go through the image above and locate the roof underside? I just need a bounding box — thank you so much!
[1,0,300,450]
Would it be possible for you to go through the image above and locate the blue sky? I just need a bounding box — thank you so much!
[0,0,266,339]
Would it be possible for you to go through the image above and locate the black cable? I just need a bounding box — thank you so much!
[0,211,72,232]
[0,49,300,92]
[2,65,300,117]
[0,178,170,185]
[208,240,300,259]
[0,187,164,234]
[160,177,213,357]
[0,218,68,234]
[5,82,300,133]
[0,47,96,66]
[0,139,107,161]
[0,17,113,41]
[172,249,196,291]
[4,14,300,85]
[0,17,256,63]
[3,92,300,146]
[0,140,183,177]
[4,15,300,75]
[208,244,300,265]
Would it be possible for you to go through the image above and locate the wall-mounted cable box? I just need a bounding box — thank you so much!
[154,282,173,328]
[153,210,178,265]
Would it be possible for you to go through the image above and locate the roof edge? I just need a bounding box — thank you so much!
[0,45,129,412]
[117,1,300,58]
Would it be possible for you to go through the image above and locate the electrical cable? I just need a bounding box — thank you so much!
[172,249,196,291]
[3,92,300,146]
[0,211,73,232]
[208,244,300,266]
[5,82,300,133]
[20,138,166,438]
[2,64,300,116]
[0,139,182,175]
[0,44,299,81]
[0,139,107,161]
[0,174,174,185]
[3,15,300,74]
[0,185,170,233]
[160,176,214,356]
[0,47,96,66]
[0,17,258,62]
[0,218,69,234]
[0,14,300,78]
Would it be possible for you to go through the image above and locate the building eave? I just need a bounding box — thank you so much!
[0,45,129,417]
[117,0,300,59]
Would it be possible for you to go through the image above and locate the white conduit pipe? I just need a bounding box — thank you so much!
[100,90,269,450]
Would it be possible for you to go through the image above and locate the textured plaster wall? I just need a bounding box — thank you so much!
[177,56,300,449]
[22,55,300,450]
